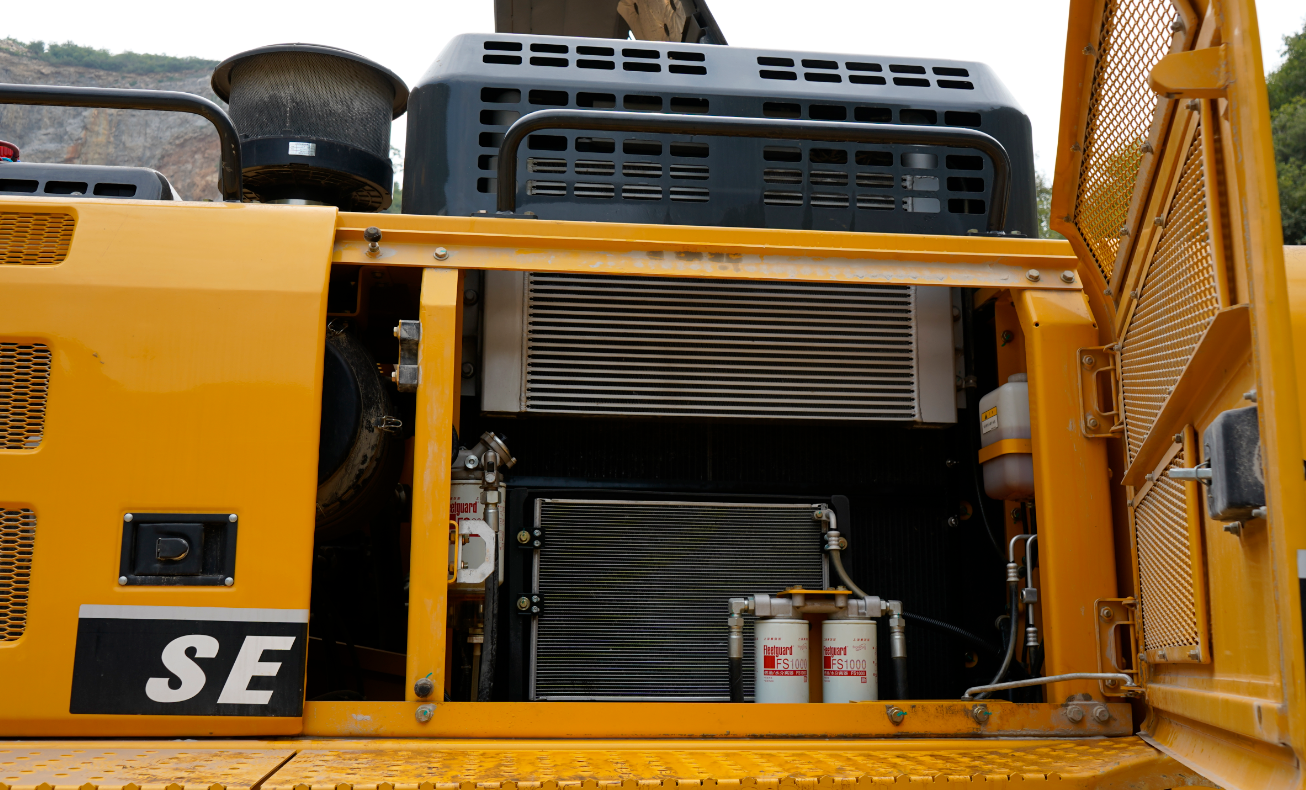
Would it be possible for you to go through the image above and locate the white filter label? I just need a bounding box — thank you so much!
[981,406,999,435]
[288,141,317,157]
[823,642,870,681]
[762,641,807,677]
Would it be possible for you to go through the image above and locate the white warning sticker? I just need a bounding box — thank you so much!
[981,406,999,435]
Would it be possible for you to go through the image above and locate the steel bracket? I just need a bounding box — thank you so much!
[1093,597,1141,697]
[516,593,543,616]
[393,319,421,392]
[1077,346,1123,438]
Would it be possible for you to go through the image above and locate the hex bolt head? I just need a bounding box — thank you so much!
[1025,269,1041,282]
[517,596,532,611]
[1100,607,1114,620]
[1087,416,1100,429]
[413,677,435,699]
[433,247,450,261]
[1060,270,1076,284]
[1082,355,1095,367]
[1066,705,1085,723]
[971,704,992,724]
[415,703,435,723]
[1092,705,1111,723]
[118,576,128,586]
[886,705,907,724]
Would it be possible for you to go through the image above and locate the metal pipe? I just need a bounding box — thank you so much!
[963,672,1135,699]
[495,109,1012,232]
[974,577,1022,700]
[727,598,749,702]
[0,83,244,202]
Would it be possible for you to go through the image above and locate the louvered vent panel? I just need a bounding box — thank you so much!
[0,212,76,265]
[1,343,52,450]
[524,273,919,420]
[532,500,825,700]
[0,508,36,642]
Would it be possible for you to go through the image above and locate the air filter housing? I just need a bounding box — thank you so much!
[212,44,408,211]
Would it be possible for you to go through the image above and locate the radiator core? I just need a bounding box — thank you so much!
[530,499,826,701]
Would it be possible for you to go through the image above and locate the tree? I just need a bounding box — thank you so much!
[1035,172,1064,239]
[1270,20,1306,244]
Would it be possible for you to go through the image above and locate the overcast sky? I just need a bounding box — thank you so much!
[4,0,1304,177]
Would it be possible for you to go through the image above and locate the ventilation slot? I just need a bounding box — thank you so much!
[527,158,567,174]
[574,183,615,199]
[811,193,850,208]
[857,173,894,188]
[575,160,616,176]
[1,212,76,266]
[623,162,664,178]
[763,169,802,184]
[523,273,920,420]
[857,194,896,210]
[764,191,803,206]
[810,171,849,186]
[0,508,36,642]
[532,500,824,700]
[1,343,51,449]
[527,180,567,197]
[670,164,709,180]
[669,187,709,202]
[622,184,662,201]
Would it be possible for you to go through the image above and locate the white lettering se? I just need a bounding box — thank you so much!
[145,634,219,702]
[217,636,296,705]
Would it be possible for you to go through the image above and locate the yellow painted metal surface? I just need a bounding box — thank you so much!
[0,738,1211,790]
[0,199,333,735]
[332,215,1080,291]
[300,701,1129,739]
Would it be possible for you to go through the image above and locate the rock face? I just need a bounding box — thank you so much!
[0,43,223,201]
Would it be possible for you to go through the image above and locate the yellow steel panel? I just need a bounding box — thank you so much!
[0,747,296,790]
[0,198,334,736]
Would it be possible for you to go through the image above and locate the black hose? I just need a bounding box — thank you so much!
[901,612,1003,657]
[476,571,497,701]
[893,656,908,700]
[729,656,744,702]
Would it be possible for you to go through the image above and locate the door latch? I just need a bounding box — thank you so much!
[392,319,420,392]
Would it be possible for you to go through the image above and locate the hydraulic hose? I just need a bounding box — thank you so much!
[901,612,1003,657]
[974,582,1022,700]
[829,548,870,600]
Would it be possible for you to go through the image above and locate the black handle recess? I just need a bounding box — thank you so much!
[496,109,1011,233]
[0,83,243,202]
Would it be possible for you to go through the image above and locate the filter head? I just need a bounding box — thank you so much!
[212,43,409,211]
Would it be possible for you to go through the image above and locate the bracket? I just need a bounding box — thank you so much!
[393,319,420,393]
[1093,597,1141,697]
[1077,346,1123,438]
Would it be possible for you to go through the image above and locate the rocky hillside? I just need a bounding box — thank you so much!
[0,40,224,201]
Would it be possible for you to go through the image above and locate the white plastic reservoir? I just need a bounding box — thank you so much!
[978,373,1035,500]
[755,618,809,703]
[822,618,877,703]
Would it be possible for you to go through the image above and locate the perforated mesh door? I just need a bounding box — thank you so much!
[1133,452,1200,653]
[0,343,51,450]
[1119,131,1220,464]
[0,508,35,641]
[0,213,76,266]
[1072,0,1177,279]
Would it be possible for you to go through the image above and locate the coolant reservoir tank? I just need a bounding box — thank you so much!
[978,373,1035,500]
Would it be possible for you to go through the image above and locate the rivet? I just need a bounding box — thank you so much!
[124,513,133,522]
[118,576,128,586]
[224,577,234,587]
[433,247,450,261]
[228,513,237,522]
[415,703,435,723]
[1060,270,1076,284]
[1025,269,1041,282]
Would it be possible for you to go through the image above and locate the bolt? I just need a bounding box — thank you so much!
[464,288,480,305]
[224,577,234,587]
[1025,269,1041,282]
[1171,18,1186,32]
[1060,270,1076,284]
[415,703,435,723]
[1100,607,1114,620]
[532,605,540,613]
[886,705,907,724]
[1188,649,1201,660]
[1082,355,1095,367]
[517,596,531,611]
[1244,390,1257,402]
[1087,416,1100,429]
[1066,705,1085,723]
[971,704,992,724]
[1001,330,1014,343]
[124,513,134,522]
[414,677,435,698]
[1091,705,1111,723]
[1187,98,1200,111]
[947,516,960,527]
[433,247,450,261]
[1225,522,1243,536]
[517,530,531,544]
[462,362,476,379]
[945,459,958,468]
[118,576,128,586]
[1154,216,1165,227]
[1174,433,1183,443]
[228,513,237,523]
[1104,678,1119,688]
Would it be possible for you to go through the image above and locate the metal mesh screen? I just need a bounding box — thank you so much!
[1134,452,1199,652]
[1,343,51,450]
[1120,131,1219,463]
[0,212,76,266]
[227,52,395,157]
[1072,0,1177,279]
[524,273,919,420]
[532,500,825,700]
[0,508,35,642]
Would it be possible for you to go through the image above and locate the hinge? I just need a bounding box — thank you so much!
[392,319,420,392]
[1077,346,1124,438]
[1093,597,1141,698]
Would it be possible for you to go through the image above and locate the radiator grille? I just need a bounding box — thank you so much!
[1,343,52,450]
[524,273,919,420]
[1119,132,1218,463]
[531,500,825,700]
[1134,452,1199,651]
[0,212,76,266]
[1072,0,1177,279]
[0,508,36,641]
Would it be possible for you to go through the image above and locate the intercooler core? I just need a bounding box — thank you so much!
[529,499,826,701]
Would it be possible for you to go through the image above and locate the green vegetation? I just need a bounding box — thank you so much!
[7,39,217,74]
[1035,172,1064,240]
[1270,21,1306,244]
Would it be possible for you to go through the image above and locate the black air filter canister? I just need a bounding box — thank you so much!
[212,44,408,211]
